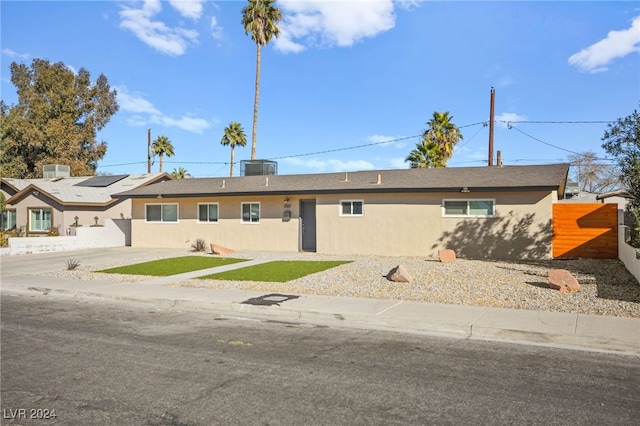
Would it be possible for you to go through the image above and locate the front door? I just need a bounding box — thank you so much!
[300,200,316,252]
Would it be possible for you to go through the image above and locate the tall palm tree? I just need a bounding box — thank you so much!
[241,0,282,160]
[405,140,445,168]
[152,135,175,173]
[422,111,463,165]
[220,122,247,177]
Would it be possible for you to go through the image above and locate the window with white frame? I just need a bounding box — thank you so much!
[443,199,495,217]
[146,203,178,222]
[198,203,219,223]
[241,202,260,223]
[29,208,52,232]
[340,200,364,216]
[1,209,17,230]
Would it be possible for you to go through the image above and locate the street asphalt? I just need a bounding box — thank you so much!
[1,247,639,356]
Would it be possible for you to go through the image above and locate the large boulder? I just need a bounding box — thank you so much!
[386,264,413,283]
[548,269,580,292]
[438,249,456,263]
[210,243,235,255]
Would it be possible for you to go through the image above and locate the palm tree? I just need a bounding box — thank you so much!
[241,0,282,160]
[220,122,247,177]
[152,135,175,173]
[422,111,463,165]
[405,140,445,168]
[171,167,189,179]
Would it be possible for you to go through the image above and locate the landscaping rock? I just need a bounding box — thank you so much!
[386,264,413,283]
[438,249,456,263]
[211,244,235,255]
[548,269,580,292]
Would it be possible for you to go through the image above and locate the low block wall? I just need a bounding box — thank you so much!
[1,219,129,256]
[619,225,640,283]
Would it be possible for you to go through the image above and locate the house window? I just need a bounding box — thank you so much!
[146,203,178,223]
[340,200,363,216]
[198,203,219,223]
[241,202,260,223]
[1,209,17,230]
[443,199,495,217]
[29,208,52,232]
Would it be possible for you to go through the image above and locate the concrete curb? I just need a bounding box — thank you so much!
[6,284,639,357]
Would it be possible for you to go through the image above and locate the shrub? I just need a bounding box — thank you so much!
[48,225,61,236]
[191,238,207,252]
[66,259,81,270]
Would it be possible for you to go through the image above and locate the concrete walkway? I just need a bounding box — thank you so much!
[2,247,639,356]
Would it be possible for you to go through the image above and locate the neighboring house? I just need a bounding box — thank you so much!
[560,189,629,210]
[1,170,171,236]
[114,164,570,260]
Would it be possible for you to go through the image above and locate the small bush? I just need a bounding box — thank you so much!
[67,259,81,270]
[48,225,61,236]
[10,226,25,237]
[0,234,8,248]
[191,238,207,252]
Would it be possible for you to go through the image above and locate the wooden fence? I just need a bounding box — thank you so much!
[552,204,618,259]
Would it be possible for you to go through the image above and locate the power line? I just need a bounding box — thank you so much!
[268,134,422,160]
[98,119,613,169]
[506,124,582,155]
[498,120,614,125]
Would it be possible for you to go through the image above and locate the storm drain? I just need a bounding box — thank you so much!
[241,293,300,307]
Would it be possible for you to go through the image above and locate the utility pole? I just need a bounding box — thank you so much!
[147,129,152,173]
[488,87,495,167]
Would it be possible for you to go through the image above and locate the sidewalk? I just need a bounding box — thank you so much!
[2,248,639,356]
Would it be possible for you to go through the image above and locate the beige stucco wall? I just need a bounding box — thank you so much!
[130,196,300,252]
[316,191,554,259]
[130,190,555,259]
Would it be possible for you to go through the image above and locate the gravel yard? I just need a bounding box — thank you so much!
[54,250,640,318]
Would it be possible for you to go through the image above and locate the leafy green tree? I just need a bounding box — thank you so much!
[242,0,282,160]
[405,112,463,168]
[171,167,189,179]
[0,59,118,178]
[221,122,247,177]
[152,135,175,173]
[601,107,640,210]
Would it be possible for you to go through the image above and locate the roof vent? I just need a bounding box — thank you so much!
[43,164,70,179]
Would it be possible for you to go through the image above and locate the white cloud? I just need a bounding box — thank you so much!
[274,0,396,53]
[116,87,162,115]
[494,112,527,128]
[156,115,210,134]
[569,15,640,73]
[119,0,199,56]
[388,157,409,168]
[282,157,375,172]
[169,0,204,20]
[1,48,29,59]
[116,86,210,134]
[210,16,224,41]
[366,134,408,149]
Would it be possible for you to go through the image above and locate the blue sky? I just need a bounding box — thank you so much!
[1,1,639,178]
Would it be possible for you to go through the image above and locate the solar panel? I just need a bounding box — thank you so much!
[74,175,128,187]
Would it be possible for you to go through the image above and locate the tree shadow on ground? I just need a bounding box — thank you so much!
[495,259,640,304]
[432,212,639,303]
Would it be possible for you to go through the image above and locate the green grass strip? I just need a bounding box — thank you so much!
[198,260,352,282]
[98,256,248,276]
